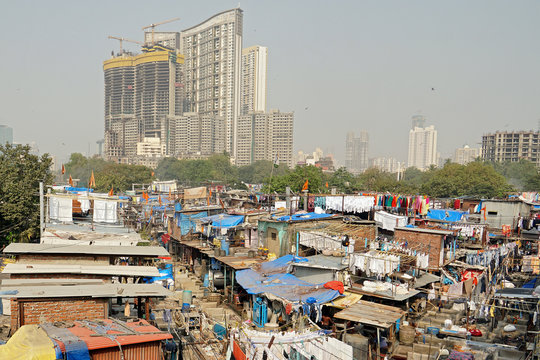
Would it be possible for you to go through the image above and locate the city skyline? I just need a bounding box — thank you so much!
[1,1,539,164]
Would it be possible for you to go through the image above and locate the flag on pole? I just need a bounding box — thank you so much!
[61,164,65,175]
[219,198,225,209]
[151,171,155,177]
[89,171,96,188]
[168,188,172,200]
[108,186,114,196]
[159,196,162,206]
[325,182,329,188]
[273,154,279,168]
[301,180,309,191]
[68,175,74,187]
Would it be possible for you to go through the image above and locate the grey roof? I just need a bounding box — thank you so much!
[3,243,170,257]
[292,255,348,270]
[2,264,161,277]
[394,227,454,236]
[1,279,104,287]
[0,283,172,298]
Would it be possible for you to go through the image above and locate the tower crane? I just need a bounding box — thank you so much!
[108,36,143,54]
[142,18,180,46]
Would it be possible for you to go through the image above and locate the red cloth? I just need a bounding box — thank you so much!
[454,199,461,210]
[323,281,344,294]
[285,303,293,315]
[469,329,482,337]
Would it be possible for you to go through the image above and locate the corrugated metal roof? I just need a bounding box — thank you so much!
[292,254,348,270]
[3,243,169,257]
[48,319,172,352]
[2,263,161,277]
[0,279,103,286]
[0,283,172,298]
[394,227,454,235]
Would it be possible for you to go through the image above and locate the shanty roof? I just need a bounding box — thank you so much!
[3,243,169,257]
[292,255,348,271]
[0,282,172,298]
[294,220,376,239]
[334,300,405,328]
[2,263,161,277]
[42,319,172,352]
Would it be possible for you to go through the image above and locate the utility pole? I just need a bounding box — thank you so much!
[39,182,44,243]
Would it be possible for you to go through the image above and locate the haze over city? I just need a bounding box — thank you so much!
[1,0,539,164]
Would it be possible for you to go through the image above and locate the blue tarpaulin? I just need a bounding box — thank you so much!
[274,213,334,222]
[235,255,340,304]
[236,270,340,304]
[65,187,94,193]
[198,214,244,228]
[176,211,208,235]
[147,264,173,284]
[426,209,467,222]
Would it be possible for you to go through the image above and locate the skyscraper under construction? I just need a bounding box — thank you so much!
[103,44,185,161]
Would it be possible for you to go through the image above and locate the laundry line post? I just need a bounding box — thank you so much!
[296,232,299,257]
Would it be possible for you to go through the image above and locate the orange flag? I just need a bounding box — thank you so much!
[88,170,96,188]
[68,175,74,186]
[168,188,172,200]
[301,180,309,191]
[151,171,155,177]
[61,164,65,175]
[325,182,329,188]
[159,195,162,206]
[108,186,114,196]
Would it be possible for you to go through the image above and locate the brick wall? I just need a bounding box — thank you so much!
[11,297,108,330]
[10,274,109,281]
[352,226,377,252]
[17,254,110,265]
[393,229,444,269]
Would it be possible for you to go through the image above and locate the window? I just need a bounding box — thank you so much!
[487,211,498,216]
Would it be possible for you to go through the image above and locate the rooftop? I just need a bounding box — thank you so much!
[2,264,161,277]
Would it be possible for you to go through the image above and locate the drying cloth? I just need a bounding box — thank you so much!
[374,211,407,231]
[464,278,474,297]
[447,282,463,299]
[323,281,344,295]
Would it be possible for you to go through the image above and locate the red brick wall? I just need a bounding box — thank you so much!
[393,229,444,269]
[352,226,377,251]
[17,254,110,264]
[10,274,109,281]
[11,297,108,330]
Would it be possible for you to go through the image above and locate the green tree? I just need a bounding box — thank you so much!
[238,160,289,184]
[264,165,325,193]
[328,167,357,193]
[491,160,538,191]
[0,144,53,244]
[357,167,399,192]
[94,163,153,192]
[64,153,107,186]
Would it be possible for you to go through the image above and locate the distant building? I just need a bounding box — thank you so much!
[236,110,293,167]
[241,45,268,115]
[453,145,480,165]
[144,32,180,50]
[315,155,335,171]
[481,130,540,166]
[408,116,438,170]
[103,45,185,159]
[345,131,369,174]
[161,113,226,157]
[180,8,243,156]
[136,137,165,157]
[0,125,13,145]
[370,157,402,173]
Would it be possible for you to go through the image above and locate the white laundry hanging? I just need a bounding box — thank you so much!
[325,196,374,213]
[93,200,118,223]
[49,196,73,222]
[374,211,408,231]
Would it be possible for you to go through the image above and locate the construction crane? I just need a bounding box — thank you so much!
[108,36,143,54]
[142,17,180,46]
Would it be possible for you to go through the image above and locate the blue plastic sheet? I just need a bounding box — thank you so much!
[147,264,173,283]
[176,211,208,235]
[236,270,340,304]
[258,254,308,274]
[274,213,334,222]
[426,209,467,222]
[65,340,90,360]
[198,214,244,228]
[65,187,94,193]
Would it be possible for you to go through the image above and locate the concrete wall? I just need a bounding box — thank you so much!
[11,297,108,330]
[484,200,532,229]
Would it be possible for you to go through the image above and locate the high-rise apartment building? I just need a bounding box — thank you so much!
[241,45,267,115]
[180,8,243,156]
[103,45,185,160]
[482,131,540,165]
[345,131,369,174]
[370,157,402,173]
[144,32,180,50]
[236,110,293,167]
[160,113,226,157]
[408,122,438,171]
[453,145,481,165]
[0,125,13,145]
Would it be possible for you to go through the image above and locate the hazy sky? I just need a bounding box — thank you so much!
[1,1,539,165]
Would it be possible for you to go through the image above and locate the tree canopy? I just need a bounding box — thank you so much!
[0,144,53,244]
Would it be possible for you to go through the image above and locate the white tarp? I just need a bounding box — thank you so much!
[93,200,118,223]
[374,211,408,231]
[49,196,73,222]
